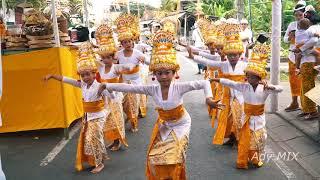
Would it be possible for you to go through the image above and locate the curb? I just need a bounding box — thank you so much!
[274,112,320,144]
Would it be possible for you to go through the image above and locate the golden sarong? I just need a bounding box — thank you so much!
[75,100,107,171]
[213,74,245,145]
[104,100,128,147]
[139,67,149,118]
[288,61,302,97]
[123,91,140,129]
[205,67,219,115]
[300,62,318,113]
[140,94,148,117]
[211,69,224,128]
[146,105,187,180]
[101,77,128,146]
[237,103,265,169]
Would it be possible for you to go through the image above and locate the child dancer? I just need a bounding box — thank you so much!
[187,19,226,125]
[189,19,246,146]
[211,44,283,169]
[99,30,224,180]
[115,14,149,132]
[95,24,136,151]
[44,42,113,173]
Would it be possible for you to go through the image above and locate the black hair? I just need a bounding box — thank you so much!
[245,72,262,81]
[306,11,320,25]
[293,4,305,14]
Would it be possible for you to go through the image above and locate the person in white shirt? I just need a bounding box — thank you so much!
[44,42,113,174]
[211,43,283,169]
[294,18,312,70]
[98,30,223,180]
[240,18,253,48]
[189,21,247,146]
[192,23,206,74]
[115,14,149,132]
[293,10,320,120]
[134,39,152,118]
[94,24,132,151]
[283,1,305,112]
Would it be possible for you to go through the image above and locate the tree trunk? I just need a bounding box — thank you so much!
[235,0,245,20]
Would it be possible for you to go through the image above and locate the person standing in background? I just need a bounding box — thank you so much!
[293,6,320,120]
[192,23,206,74]
[283,0,306,112]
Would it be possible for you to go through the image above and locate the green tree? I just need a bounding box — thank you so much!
[60,0,84,17]
[186,0,234,17]
[1,0,46,10]
[160,0,177,12]
[185,2,196,14]
[129,3,156,18]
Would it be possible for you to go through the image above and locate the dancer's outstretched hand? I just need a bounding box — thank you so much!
[98,84,107,97]
[206,98,225,110]
[209,78,220,83]
[186,45,194,59]
[259,80,276,91]
[43,74,53,82]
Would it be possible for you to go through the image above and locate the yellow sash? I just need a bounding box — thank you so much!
[121,65,140,75]
[146,105,185,178]
[237,103,265,168]
[100,77,120,83]
[213,74,245,145]
[82,100,105,113]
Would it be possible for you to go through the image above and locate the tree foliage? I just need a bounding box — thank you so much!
[129,3,156,18]
[160,0,177,12]
[1,0,46,10]
[185,0,234,17]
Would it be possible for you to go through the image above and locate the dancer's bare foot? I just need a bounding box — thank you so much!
[252,161,264,168]
[111,141,121,151]
[130,128,139,133]
[91,164,104,174]
[107,142,115,149]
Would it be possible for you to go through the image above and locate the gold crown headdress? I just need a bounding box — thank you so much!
[95,24,117,56]
[196,18,218,45]
[115,14,134,41]
[162,19,177,35]
[202,22,217,45]
[244,43,271,79]
[223,20,243,54]
[197,18,210,33]
[149,30,179,72]
[77,42,97,73]
[125,14,140,40]
[213,20,226,47]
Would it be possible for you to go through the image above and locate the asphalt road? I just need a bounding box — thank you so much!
[0,52,314,180]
